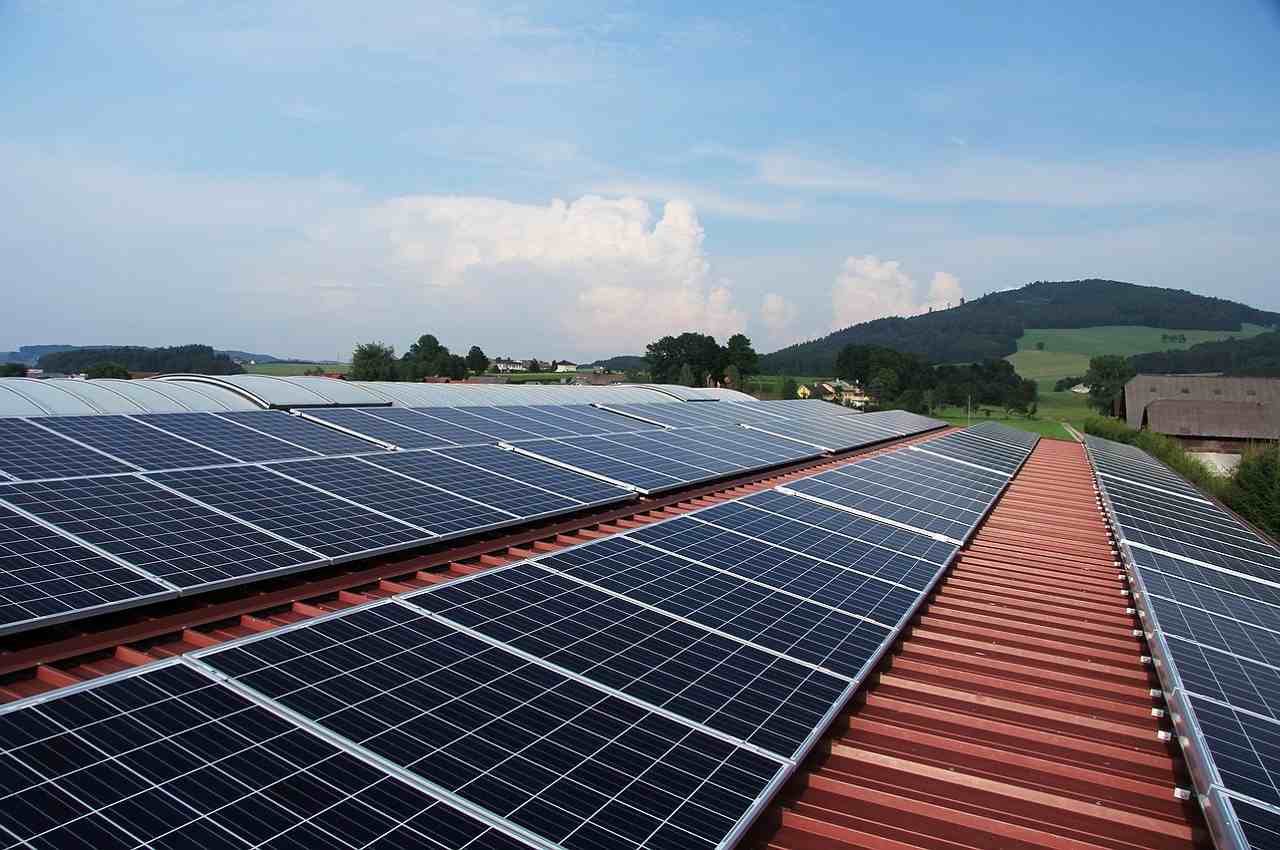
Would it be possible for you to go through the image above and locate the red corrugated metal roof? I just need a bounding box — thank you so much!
[746,437,1211,850]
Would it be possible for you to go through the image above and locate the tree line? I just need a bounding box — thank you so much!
[1130,330,1280,377]
[349,336,492,381]
[644,333,759,388]
[832,344,1039,416]
[37,345,244,375]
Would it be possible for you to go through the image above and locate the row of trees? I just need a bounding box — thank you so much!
[644,333,759,387]
[349,335,491,381]
[37,345,244,375]
[830,344,1039,416]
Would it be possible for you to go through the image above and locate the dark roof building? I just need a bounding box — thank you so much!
[1125,375,1280,446]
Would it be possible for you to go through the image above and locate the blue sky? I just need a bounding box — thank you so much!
[2,1,1278,360]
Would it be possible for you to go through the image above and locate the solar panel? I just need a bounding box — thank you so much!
[0,662,531,850]
[359,406,495,445]
[507,439,690,493]
[1093,452,1204,498]
[1187,693,1280,808]
[731,490,960,565]
[965,421,1041,449]
[911,432,1025,474]
[215,410,386,456]
[785,470,979,541]
[131,412,324,462]
[431,445,633,507]
[663,502,952,588]
[148,464,435,560]
[1114,511,1280,580]
[1163,634,1280,722]
[0,475,322,590]
[742,418,899,453]
[1142,574,1280,636]
[524,404,662,436]
[407,562,850,759]
[361,452,581,520]
[632,427,819,470]
[1103,478,1259,543]
[200,602,787,850]
[541,535,893,678]
[826,453,997,513]
[301,408,454,449]
[0,501,174,634]
[628,516,924,625]
[269,456,517,538]
[414,407,542,442]
[1147,595,1280,669]
[35,414,234,471]
[0,418,137,480]
[595,431,740,474]
[1131,547,1280,611]
[1221,791,1280,850]
[470,407,581,439]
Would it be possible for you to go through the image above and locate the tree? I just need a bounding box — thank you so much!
[85,362,131,379]
[466,346,490,374]
[442,354,468,380]
[645,333,724,384]
[0,362,25,377]
[1083,354,1135,416]
[724,364,742,389]
[724,334,759,378]
[401,334,449,380]
[1034,341,1045,351]
[677,362,696,387]
[868,367,899,405]
[527,358,542,373]
[780,377,798,399]
[350,342,398,381]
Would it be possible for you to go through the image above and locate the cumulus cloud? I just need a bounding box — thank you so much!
[831,255,963,330]
[760,293,797,331]
[334,194,745,353]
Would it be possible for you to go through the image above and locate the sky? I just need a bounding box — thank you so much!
[2,1,1278,361]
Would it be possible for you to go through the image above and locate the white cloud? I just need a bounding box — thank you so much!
[831,256,963,330]
[587,179,804,221]
[760,293,797,331]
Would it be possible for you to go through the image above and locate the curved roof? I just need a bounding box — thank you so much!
[158,375,681,408]
[0,377,257,417]
[622,383,756,402]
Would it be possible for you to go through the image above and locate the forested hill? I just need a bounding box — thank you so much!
[1130,331,1280,377]
[761,279,1280,374]
[37,345,245,375]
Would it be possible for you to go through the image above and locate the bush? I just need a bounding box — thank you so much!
[1222,445,1280,540]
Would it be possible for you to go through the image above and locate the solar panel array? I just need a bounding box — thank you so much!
[0,401,943,636]
[1086,434,1280,850]
[0,421,1034,849]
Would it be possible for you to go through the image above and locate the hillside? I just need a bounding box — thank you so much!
[760,279,1280,374]
[37,345,245,375]
[590,354,646,371]
[1130,330,1280,376]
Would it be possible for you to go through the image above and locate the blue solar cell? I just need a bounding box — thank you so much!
[1189,694,1280,808]
[651,504,948,590]
[149,464,434,560]
[409,563,849,759]
[36,415,232,471]
[1164,634,1280,722]
[214,410,384,456]
[0,662,530,850]
[786,472,977,541]
[361,451,580,519]
[132,412,322,462]
[629,516,922,625]
[0,476,322,589]
[302,408,454,449]
[510,439,688,492]
[0,501,173,634]
[596,431,740,474]
[0,418,137,480]
[731,490,960,565]
[201,602,785,850]
[541,535,893,678]
[431,445,632,507]
[1131,547,1280,611]
[268,456,515,537]
[1227,794,1280,850]
[413,407,541,442]
[361,406,495,445]
[471,407,581,439]
[1148,595,1280,670]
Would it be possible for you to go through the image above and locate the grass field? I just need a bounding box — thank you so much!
[246,362,350,376]
[1006,323,1270,395]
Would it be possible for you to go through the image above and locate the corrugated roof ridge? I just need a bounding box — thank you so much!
[749,438,1212,850]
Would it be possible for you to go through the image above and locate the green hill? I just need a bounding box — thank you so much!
[760,279,1279,375]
